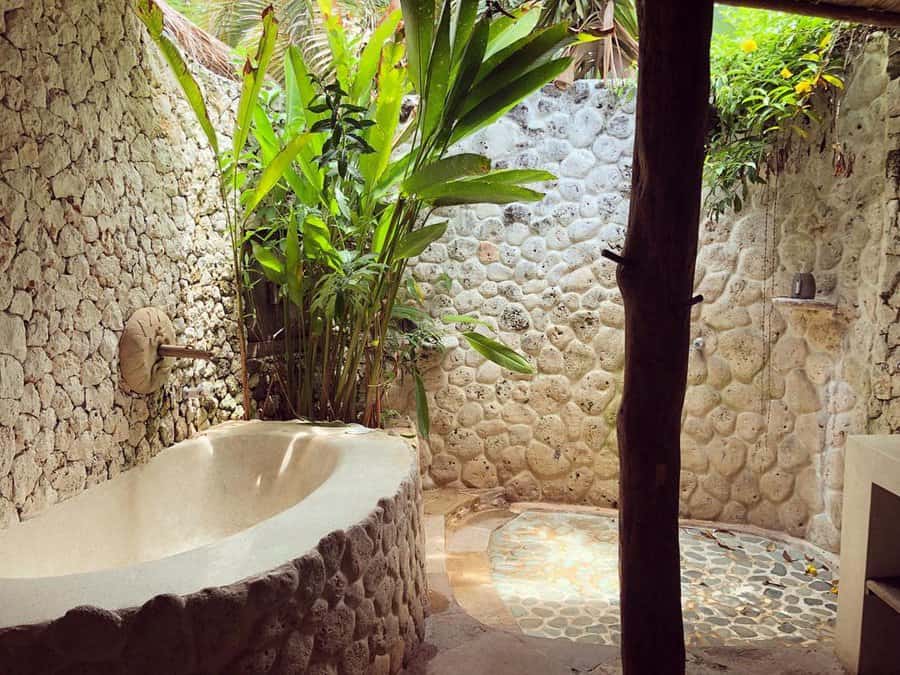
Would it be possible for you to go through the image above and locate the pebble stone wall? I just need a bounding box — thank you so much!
[0,465,428,675]
[0,1,244,528]
[409,34,900,552]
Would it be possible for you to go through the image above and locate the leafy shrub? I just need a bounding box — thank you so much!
[705,8,846,219]
[138,0,579,433]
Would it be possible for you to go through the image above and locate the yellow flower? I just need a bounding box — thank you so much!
[780,67,793,79]
[741,38,758,53]
[795,79,813,94]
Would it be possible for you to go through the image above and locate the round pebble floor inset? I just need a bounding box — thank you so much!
[488,511,839,647]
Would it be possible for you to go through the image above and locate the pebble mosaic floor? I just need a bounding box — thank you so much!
[488,511,839,647]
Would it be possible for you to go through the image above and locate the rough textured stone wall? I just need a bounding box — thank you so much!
[0,464,427,675]
[685,34,889,552]
[411,37,897,552]
[410,81,634,503]
[867,35,900,436]
[0,1,243,527]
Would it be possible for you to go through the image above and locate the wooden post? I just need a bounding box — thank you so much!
[616,2,713,674]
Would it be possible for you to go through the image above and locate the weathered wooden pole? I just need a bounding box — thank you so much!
[616,2,714,674]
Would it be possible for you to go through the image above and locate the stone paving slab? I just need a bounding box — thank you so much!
[408,595,847,675]
[489,511,840,648]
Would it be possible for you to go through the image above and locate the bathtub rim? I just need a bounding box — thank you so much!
[0,420,416,628]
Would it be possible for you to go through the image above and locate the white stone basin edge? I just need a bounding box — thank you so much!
[0,420,417,628]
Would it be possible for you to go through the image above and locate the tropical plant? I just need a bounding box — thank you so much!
[531,0,638,79]
[704,8,846,219]
[137,0,582,434]
[249,0,586,431]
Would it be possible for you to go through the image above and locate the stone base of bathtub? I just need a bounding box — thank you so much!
[0,471,427,675]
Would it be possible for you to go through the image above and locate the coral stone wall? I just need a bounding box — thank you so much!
[0,465,427,675]
[0,1,243,527]
[868,34,900,435]
[411,36,899,551]
[684,35,891,552]
[411,80,634,505]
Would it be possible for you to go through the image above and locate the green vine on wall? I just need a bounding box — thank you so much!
[705,8,847,220]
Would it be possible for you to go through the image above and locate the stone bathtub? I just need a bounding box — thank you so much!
[0,421,427,674]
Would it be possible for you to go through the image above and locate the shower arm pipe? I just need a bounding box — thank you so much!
[158,345,214,360]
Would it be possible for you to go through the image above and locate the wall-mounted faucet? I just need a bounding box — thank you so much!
[158,345,214,360]
[118,307,215,394]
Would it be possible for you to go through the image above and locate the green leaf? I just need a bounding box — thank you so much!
[243,133,312,219]
[352,10,403,105]
[251,242,286,285]
[253,104,317,206]
[476,169,555,185]
[285,215,300,272]
[413,371,430,438]
[392,304,429,323]
[407,277,425,304]
[360,41,407,192]
[417,178,544,206]
[451,0,479,69]
[134,1,219,157]
[822,74,844,89]
[284,46,306,129]
[234,7,278,171]
[373,152,413,198]
[319,0,353,92]
[402,154,491,194]
[348,133,376,154]
[486,9,540,59]
[372,202,396,254]
[400,0,435,92]
[445,18,490,124]
[251,103,279,162]
[286,46,327,130]
[422,0,453,138]
[394,221,448,259]
[452,57,570,143]
[474,23,573,88]
[303,214,340,270]
[462,332,535,374]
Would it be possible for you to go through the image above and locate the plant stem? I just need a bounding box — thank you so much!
[218,179,252,420]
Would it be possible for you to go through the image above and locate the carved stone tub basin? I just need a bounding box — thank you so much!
[0,421,426,674]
